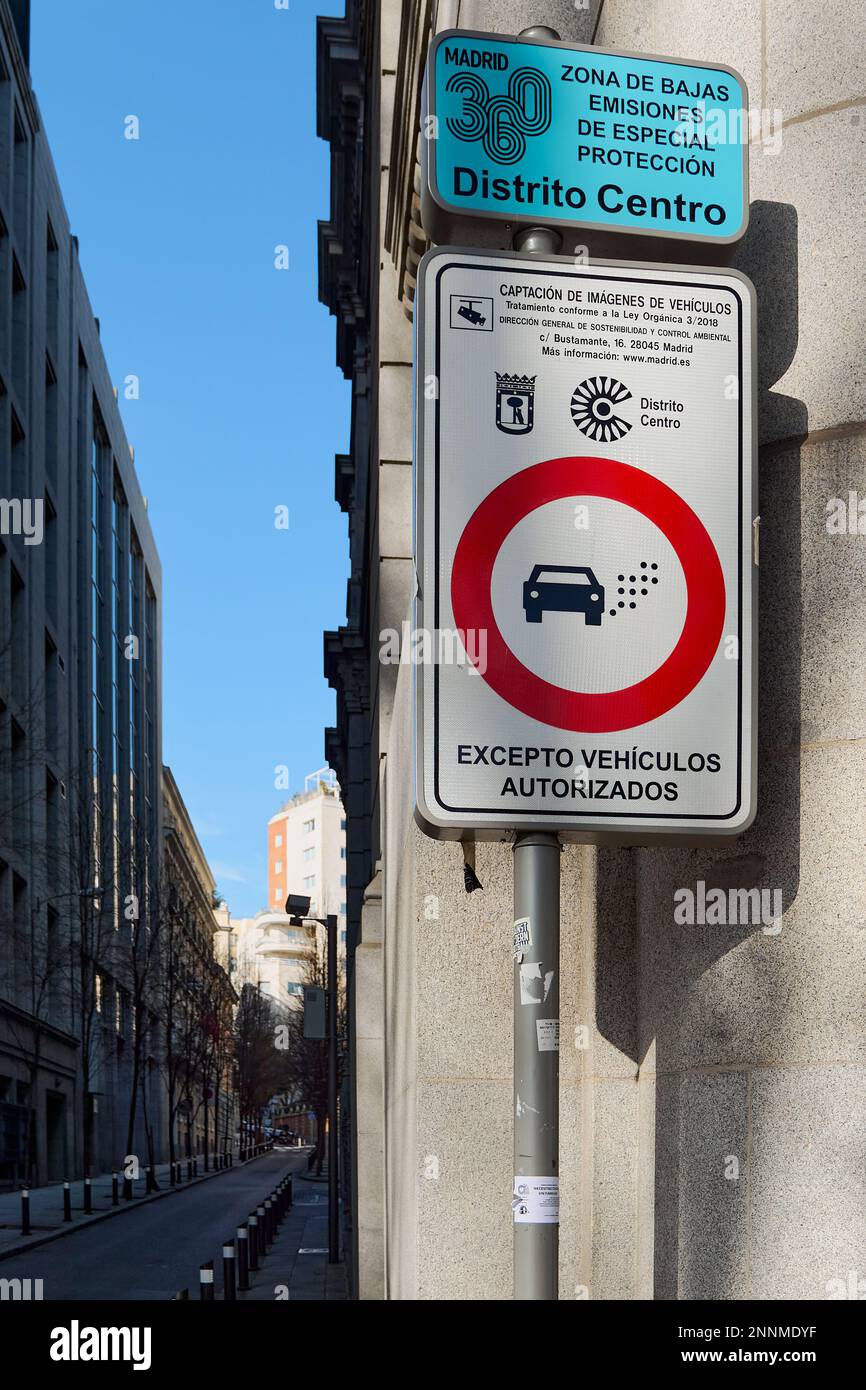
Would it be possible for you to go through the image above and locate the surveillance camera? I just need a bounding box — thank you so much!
[285,894,311,918]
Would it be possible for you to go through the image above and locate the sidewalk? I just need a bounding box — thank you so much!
[239,1170,347,1301]
[0,1147,284,1261]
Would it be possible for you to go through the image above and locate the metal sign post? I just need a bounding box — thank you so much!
[513,830,561,1297]
[511,202,562,1300]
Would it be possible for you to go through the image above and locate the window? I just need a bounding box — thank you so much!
[340,875,346,887]
[11,563,26,703]
[340,931,347,943]
[302,819,315,834]
[46,219,59,347]
[340,902,347,915]
[303,875,315,890]
[95,974,104,1014]
[340,819,347,830]
[274,861,282,874]
[274,888,282,904]
[10,407,25,513]
[11,254,26,400]
[274,834,283,848]
[45,355,58,480]
[44,491,58,619]
[340,847,346,859]
[302,847,314,861]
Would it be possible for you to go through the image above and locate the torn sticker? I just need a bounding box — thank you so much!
[516,1092,539,1117]
[512,1175,560,1224]
[512,917,531,959]
[536,1018,560,1052]
[519,962,555,1006]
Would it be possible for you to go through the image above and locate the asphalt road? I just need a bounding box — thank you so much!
[1,1149,308,1301]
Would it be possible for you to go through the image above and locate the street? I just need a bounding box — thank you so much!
[0,1151,308,1301]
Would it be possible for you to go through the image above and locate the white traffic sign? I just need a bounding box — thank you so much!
[414,248,756,840]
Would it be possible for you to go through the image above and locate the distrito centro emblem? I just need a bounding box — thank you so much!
[571,376,633,443]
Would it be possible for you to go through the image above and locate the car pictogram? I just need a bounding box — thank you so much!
[523,565,605,626]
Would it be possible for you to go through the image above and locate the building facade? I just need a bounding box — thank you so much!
[162,767,236,1164]
[0,0,164,1184]
[318,0,866,1299]
[214,905,315,1008]
[267,771,347,950]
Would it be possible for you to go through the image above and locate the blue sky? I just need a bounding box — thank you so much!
[31,0,350,915]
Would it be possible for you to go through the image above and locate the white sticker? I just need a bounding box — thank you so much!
[513,916,531,958]
[512,1176,560,1225]
[519,962,555,1006]
[536,1018,560,1052]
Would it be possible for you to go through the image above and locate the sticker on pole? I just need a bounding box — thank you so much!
[513,1176,560,1224]
[536,1019,560,1052]
[414,249,756,840]
[513,916,532,958]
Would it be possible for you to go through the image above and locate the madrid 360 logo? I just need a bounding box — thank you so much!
[445,68,552,164]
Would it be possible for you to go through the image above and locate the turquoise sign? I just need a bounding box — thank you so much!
[422,31,749,245]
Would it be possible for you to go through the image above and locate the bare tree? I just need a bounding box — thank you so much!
[156,879,236,1168]
[233,984,287,1149]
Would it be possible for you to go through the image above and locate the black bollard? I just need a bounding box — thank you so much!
[199,1262,214,1301]
[236,1224,249,1291]
[63,1181,72,1221]
[84,1178,92,1214]
[287,1175,293,1208]
[173,1289,189,1300]
[112,1172,119,1206]
[187,1158,193,1182]
[21,1189,30,1236]
[248,1214,259,1271]
[123,1173,134,1201]
[257,1204,268,1255]
[223,1242,236,1301]
[146,1166,158,1194]
[170,1161,176,1186]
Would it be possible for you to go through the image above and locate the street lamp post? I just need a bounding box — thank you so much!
[326,912,338,1264]
[286,896,340,1264]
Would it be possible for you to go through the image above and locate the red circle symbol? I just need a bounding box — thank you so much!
[450,456,726,733]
